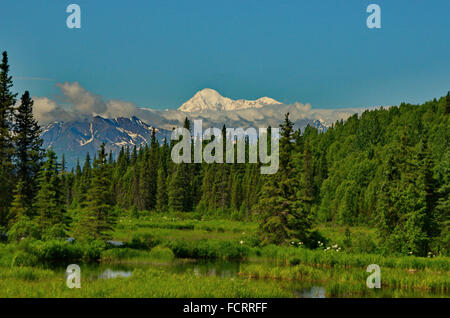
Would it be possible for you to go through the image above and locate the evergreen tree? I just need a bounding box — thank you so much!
[9,181,28,222]
[156,165,168,212]
[256,113,312,245]
[0,51,17,226]
[445,91,450,114]
[168,117,192,212]
[13,91,43,209]
[34,149,67,239]
[74,144,114,241]
[140,129,158,210]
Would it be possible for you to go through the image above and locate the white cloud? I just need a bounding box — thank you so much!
[33,97,58,122]
[33,82,374,129]
[56,81,107,115]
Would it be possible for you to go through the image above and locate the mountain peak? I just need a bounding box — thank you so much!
[178,88,281,113]
[194,88,222,98]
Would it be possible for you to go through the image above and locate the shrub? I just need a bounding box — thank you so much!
[82,240,107,260]
[352,233,377,254]
[127,233,161,250]
[149,246,175,260]
[16,239,105,262]
[306,230,328,249]
[101,247,142,260]
[11,251,38,267]
[29,240,83,260]
[7,216,40,242]
[41,224,67,241]
[168,239,249,259]
[289,257,301,266]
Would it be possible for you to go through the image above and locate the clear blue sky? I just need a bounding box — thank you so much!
[1,0,449,109]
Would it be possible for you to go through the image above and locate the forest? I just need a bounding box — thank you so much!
[0,50,449,297]
[1,50,449,256]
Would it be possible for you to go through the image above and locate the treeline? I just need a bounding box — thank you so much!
[1,50,449,256]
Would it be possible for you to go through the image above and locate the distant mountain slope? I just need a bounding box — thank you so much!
[41,116,171,169]
[39,89,335,168]
[178,88,281,112]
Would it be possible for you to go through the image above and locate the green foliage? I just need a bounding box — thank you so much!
[13,90,43,210]
[168,239,250,259]
[256,113,313,245]
[34,149,67,235]
[126,233,162,250]
[7,216,40,242]
[11,251,38,267]
[1,49,449,263]
[149,245,175,260]
[73,144,115,241]
[0,51,18,226]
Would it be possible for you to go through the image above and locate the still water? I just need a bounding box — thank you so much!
[53,260,446,298]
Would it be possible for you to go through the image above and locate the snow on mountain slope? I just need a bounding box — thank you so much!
[41,116,171,169]
[178,88,281,112]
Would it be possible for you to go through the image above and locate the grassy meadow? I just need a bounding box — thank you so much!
[0,214,448,298]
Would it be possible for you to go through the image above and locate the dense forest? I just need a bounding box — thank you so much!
[1,51,449,257]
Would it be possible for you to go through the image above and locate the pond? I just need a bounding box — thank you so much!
[50,260,447,298]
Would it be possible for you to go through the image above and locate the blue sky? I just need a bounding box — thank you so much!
[1,0,449,110]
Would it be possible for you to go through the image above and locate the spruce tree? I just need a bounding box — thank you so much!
[168,118,192,212]
[34,149,67,239]
[156,165,168,212]
[9,181,28,222]
[445,91,450,114]
[140,129,158,210]
[256,113,312,245]
[74,144,115,241]
[0,51,17,226]
[13,91,43,209]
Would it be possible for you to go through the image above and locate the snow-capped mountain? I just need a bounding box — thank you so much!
[312,119,328,132]
[41,116,171,169]
[37,88,342,168]
[178,88,281,113]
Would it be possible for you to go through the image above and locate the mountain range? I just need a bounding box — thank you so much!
[178,88,282,112]
[42,116,171,169]
[40,88,333,168]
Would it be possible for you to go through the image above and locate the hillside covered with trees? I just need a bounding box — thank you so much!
[1,51,449,257]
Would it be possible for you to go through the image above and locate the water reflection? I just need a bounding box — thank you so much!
[50,261,446,298]
[98,269,132,279]
[298,286,326,298]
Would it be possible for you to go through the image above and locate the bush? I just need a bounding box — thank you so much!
[42,224,67,241]
[352,233,377,254]
[127,233,161,250]
[7,216,40,242]
[11,251,38,267]
[16,239,105,262]
[149,245,175,260]
[168,239,249,259]
[29,240,83,260]
[101,247,142,260]
[306,230,328,249]
[82,240,107,260]
[289,257,301,266]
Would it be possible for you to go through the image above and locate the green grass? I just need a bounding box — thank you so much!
[256,245,450,271]
[238,263,449,296]
[0,215,449,298]
[113,216,256,243]
[0,267,291,298]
